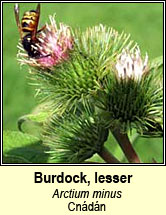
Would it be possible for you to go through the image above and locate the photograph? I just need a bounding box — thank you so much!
[2,2,164,164]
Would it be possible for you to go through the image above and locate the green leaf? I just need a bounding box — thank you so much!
[3,130,49,164]
[17,110,51,137]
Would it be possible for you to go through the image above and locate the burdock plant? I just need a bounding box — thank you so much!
[16,14,163,164]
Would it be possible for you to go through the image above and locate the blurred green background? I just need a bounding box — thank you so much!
[3,3,163,163]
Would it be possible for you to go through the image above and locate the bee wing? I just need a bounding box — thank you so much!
[14,4,23,38]
[36,3,40,14]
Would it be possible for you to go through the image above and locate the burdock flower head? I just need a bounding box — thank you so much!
[115,47,148,81]
[96,46,162,136]
[17,15,73,69]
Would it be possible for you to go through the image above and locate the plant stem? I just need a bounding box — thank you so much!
[112,128,141,163]
[98,146,120,163]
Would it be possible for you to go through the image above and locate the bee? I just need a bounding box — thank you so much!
[14,3,48,59]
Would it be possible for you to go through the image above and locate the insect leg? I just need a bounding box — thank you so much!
[37,25,46,33]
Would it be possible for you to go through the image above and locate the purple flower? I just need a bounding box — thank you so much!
[17,15,73,69]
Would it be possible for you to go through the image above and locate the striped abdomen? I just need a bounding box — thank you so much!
[21,10,39,32]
